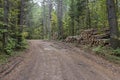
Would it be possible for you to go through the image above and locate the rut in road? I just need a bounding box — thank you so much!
[2,40,120,80]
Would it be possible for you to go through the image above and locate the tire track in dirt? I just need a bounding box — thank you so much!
[1,40,120,80]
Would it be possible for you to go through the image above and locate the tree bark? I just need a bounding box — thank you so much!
[3,0,9,50]
[106,0,119,49]
[71,0,75,36]
[47,0,52,39]
[17,0,24,46]
[20,0,24,33]
[42,0,47,39]
[86,0,91,28]
[57,0,63,39]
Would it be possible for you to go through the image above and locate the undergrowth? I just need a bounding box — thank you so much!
[92,46,120,64]
[0,40,28,65]
[0,54,9,64]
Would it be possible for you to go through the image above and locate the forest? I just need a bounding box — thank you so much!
[0,0,120,79]
[0,0,120,63]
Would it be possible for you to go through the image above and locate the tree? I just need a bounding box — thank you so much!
[69,0,75,36]
[74,0,88,30]
[42,0,47,39]
[17,0,25,46]
[47,0,52,39]
[3,0,9,50]
[106,0,119,49]
[57,0,63,39]
[86,0,91,28]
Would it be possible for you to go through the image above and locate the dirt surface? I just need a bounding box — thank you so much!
[1,40,120,80]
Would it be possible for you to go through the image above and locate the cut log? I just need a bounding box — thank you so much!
[65,28,110,46]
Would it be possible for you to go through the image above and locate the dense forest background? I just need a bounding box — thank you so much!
[0,0,120,55]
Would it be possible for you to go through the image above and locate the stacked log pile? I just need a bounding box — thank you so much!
[65,28,110,46]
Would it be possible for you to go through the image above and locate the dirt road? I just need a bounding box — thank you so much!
[2,40,120,80]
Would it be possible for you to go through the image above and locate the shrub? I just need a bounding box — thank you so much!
[92,46,105,55]
[112,48,120,57]
[5,38,16,55]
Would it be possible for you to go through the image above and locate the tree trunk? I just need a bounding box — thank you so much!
[47,0,52,39]
[106,0,119,49]
[17,0,24,46]
[86,0,91,28]
[71,0,75,36]
[57,0,63,39]
[42,0,47,39]
[20,0,24,33]
[3,0,9,50]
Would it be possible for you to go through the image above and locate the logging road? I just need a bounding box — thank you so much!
[2,40,120,80]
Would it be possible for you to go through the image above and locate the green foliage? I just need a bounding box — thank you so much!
[92,46,106,56]
[0,0,29,56]
[16,32,28,49]
[22,32,28,38]
[0,54,8,64]
[112,48,120,57]
[93,46,120,57]
[63,15,71,37]
[16,39,27,49]
[4,38,16,55]
[91,46,120,64]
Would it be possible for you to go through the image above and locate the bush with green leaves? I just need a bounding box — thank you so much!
[112,48,120,57]
[4,38,16,55]
[92,46,105,56]
[93,46,120,57]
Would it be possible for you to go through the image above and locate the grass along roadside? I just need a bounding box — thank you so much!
[92,46,120,64]
[0,41,29,79]
[81,45,120,64]
[0,41,29,65]
[68,42,120,65]
[0,49,25,65]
